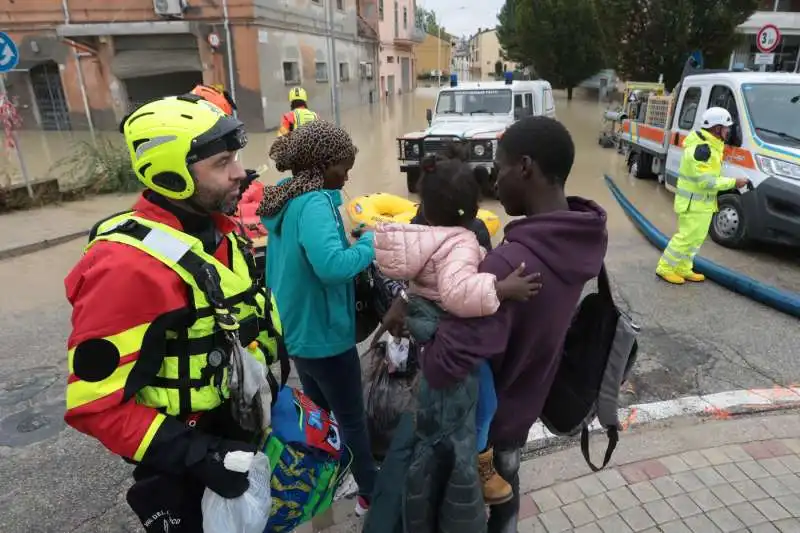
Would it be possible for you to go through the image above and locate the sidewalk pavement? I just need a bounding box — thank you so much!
[0,193,138,260]
[303,410,800,533]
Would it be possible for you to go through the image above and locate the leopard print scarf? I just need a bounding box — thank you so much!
[257,120,357,218]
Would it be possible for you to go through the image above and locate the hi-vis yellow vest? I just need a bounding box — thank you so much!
[674,130,737,214]
[291,108,318,130]
[84,213,282,417]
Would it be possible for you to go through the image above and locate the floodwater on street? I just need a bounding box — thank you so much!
[0,88,798,532]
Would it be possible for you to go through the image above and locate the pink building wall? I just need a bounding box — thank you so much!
[377,0,417,98]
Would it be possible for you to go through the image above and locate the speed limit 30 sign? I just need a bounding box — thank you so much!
[757,24,781,53]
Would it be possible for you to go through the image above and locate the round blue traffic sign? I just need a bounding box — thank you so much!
[0,32,20,73]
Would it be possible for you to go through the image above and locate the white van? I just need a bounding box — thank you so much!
[620,71,800,249]
[397,77,556,194]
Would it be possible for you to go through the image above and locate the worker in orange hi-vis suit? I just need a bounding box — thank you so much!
[278,87,319,136]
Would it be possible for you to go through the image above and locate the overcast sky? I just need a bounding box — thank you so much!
[417,0,504,38]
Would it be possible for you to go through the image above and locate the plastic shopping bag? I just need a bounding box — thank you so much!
[363,340,419,460]
[201,453,272,533]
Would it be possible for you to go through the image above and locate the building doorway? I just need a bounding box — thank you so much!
[29,61,70,131]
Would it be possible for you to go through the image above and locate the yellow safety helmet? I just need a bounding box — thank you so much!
[289,87,308,103]
[119,95,247,200]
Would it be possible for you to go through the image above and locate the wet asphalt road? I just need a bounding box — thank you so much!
[0,89,798,532]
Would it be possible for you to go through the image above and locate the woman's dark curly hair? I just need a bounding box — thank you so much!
[418,154,479,227]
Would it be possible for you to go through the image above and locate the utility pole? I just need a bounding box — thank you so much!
[437,26,442,87]
[325,0,341,125]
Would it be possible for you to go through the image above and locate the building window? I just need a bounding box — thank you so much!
[360,61,374,79]
[776,0,800,11]
[387,56,395,63]
[394,1,399,38]
[379,0,384,20]
[316,62,329,83]
[336,0,343,9]
[283,61,300,84]
[339,62,350,82]
[403,7,408,29]
[312,0,321,3]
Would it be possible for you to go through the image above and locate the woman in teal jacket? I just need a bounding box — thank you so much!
[257,120,377,515]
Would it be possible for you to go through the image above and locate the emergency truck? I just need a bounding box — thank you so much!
[619,69,800,249]
[396,74,556,195]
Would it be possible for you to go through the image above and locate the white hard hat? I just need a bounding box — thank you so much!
[701,107,733,128]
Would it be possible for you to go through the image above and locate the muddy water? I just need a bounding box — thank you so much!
[4,88,798,291]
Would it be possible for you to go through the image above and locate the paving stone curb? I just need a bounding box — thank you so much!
[303,410,800,533]
[0,229,90,261]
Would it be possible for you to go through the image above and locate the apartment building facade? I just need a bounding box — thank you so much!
[415,33,452,77]
[1,0,379,132]
[731,0,800,72]
[467,28,516,81]
[376,0,424,97]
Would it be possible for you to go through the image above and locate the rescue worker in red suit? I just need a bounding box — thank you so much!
[278,87,319,136]
[63,95,285,532]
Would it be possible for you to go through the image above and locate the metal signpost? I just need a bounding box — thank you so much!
[756,24,781,72]
[0,31,33,198]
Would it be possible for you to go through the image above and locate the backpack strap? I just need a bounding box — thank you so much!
[582,263,637,472]
[581,426,618,472]
[597,263,613,302]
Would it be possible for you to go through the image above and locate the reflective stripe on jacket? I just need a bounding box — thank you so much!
[674,129,737,213]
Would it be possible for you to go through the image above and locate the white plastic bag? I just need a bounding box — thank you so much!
[201,452,272,533]
[386,334,410,373]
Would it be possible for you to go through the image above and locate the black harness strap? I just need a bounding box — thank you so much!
[96,219,274,412]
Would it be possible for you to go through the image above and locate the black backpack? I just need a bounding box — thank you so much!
[540,264,639,471]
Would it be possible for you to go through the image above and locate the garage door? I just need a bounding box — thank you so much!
[111,34,203,110]
[124,72,204,111]
[111,34,201,79]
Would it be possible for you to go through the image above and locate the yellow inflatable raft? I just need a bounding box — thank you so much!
[346,192,501,237]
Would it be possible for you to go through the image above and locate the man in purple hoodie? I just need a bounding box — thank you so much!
[418,116,608,532]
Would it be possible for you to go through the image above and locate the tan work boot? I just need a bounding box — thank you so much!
[656,270,685,285]
[478,448,513,505]
[680,271,706,282]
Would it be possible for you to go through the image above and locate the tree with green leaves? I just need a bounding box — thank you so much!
[497,0,607,99]
[597,0,759,88]
[416,6,453,41]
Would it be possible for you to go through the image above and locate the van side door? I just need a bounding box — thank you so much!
[665,83,708,189]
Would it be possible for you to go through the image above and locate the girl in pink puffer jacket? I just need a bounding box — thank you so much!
[373,156,540,505]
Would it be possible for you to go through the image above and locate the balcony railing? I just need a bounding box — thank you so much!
[395,24,427,45]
